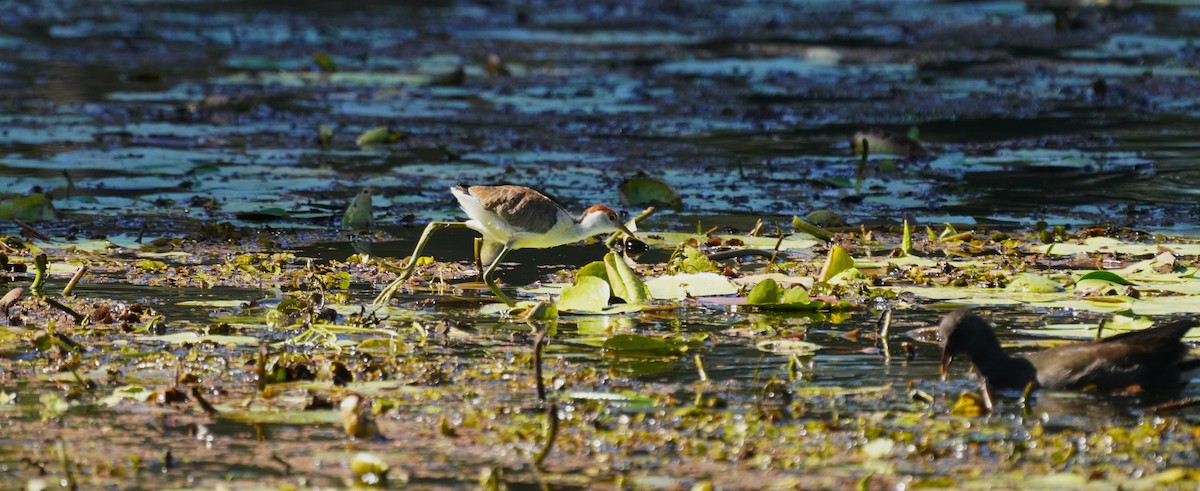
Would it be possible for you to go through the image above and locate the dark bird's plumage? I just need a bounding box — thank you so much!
[939,310,1200,391]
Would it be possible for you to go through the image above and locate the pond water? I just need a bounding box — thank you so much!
[3,0,1200,488]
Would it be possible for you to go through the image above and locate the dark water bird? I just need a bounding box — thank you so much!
[938,310,1200,391]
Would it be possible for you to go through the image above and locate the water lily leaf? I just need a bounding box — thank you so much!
[828,267,869,286]
[618,176,682,210]
[1077,270,1132,285]
[217,408,343,425]
[175,300,251,308]
[733,273,810,289]
[1117,251,1184,278]
[644,272,738,299]
[1037,237,1200,257]
[1005,273,1064,293]
[1130,295,1200,316]
[135,332,260,346]
[312,52,337,72]
[563,390,657,408]
[602,334,686,356]
[575,261,608,284]
[781,286,810,304]
[754,339,822,356]
[604,252,648,305]
[100,385,156,407]
[667,245,721,273]
[1014,316,1182,340]
[355,126,403,146]
[805,209,844,228]
[342,188,374,231]
[746,278,784,304]
[647,233,818,252]
[557,276,610,313]
[1072,278,1124,296]
[901,219,914,256]
[792,216,835,241]
[818,245,854,283]
[0,193,55,221]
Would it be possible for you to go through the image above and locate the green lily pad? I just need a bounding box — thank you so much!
[604,252,648,305]
[1072,278,1125,296]
[781,286,810,304]
[575,261,609,284]
[0,193,55,221]
[1078,270,1133,285]
[747,278,785,304]
[557,276,611,313]
[355,126,404,146]
[342,188,375,231]
[618,175,683,210]
[99,385,156,407]
[818,245,855,283]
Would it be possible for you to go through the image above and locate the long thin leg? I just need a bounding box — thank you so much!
[373,221,467,306]
[473,237,484,280]
[482,245,515,307]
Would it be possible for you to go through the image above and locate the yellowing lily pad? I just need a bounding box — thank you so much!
[645,273,738,299]
[1006,273,1064,293]
[755,339,822,356]
[135,331,260,346]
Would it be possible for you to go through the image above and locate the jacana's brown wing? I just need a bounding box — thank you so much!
[463,185,562,234]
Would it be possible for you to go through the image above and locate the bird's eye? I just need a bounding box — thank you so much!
[607,213,617,222]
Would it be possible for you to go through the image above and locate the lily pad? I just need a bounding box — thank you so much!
[746,278,785,304]
[1005,273,1064,293]
[618,175,683,210]
[575,261,609,284]
[135,331,260,346]
[1077,270,1133,286]
[604,252,648,305]
[754,339,822,357]
[557,276,612,314]
[0,193,55,221]
[817,245,855,283]
[645,273,738,299]
[342,188,375,231]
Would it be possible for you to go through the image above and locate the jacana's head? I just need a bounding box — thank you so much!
[579,205,637,239]
[938,310,1000,377]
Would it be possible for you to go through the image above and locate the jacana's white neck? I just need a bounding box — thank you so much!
[574,213,614,240]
